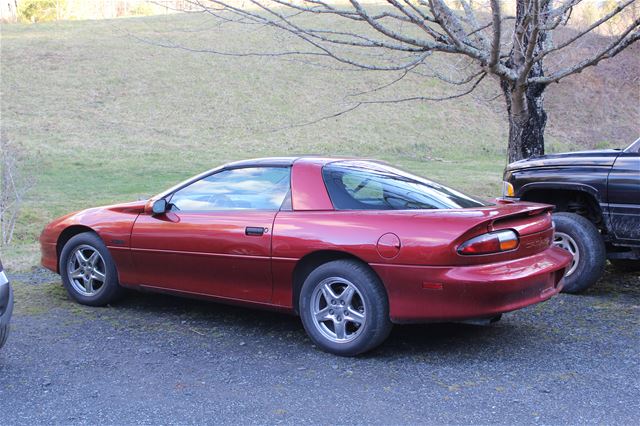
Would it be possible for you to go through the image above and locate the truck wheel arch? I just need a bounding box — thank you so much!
[519,184,605,230]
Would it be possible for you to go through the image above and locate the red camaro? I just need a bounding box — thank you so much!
[40,157,571,355]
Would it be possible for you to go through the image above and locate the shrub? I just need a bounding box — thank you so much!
[129,3,154,16]
[0,135,33,246]
[18,0,65,23]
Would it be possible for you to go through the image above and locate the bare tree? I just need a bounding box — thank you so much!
[0,0,18,22]
[164,0,639,162]
[0,134,33,246]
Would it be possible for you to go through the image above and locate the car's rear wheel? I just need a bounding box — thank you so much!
[552,212,605,294]
[299,259,392,356]
[59,232,124,306]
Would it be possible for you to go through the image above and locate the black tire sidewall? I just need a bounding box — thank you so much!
[299,259,392,356]
[0,324,8,349]
[59,232,122,306]
[553,212,605,293]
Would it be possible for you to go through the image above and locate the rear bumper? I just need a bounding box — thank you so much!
[0,271,13,327]
[372,246,572,323]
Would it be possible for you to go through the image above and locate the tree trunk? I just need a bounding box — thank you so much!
[502,0,551,163]
[502,80,547,163]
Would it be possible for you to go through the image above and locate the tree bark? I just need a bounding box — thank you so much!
[502,0,550,163]
[502,79,547,163]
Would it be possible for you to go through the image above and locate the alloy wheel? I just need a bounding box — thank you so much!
[310,277,366,343]
[67,245,107,296]
[553,231,580,276]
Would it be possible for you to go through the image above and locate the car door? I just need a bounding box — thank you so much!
[607,141,640,242]
[130,166,291,302]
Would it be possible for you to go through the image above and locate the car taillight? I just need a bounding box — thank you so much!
[457,230,519,255]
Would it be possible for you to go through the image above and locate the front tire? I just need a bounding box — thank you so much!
[0,324,8,349]
[299,259,392,356]
[553,212,605,294]
[59,232,124,306]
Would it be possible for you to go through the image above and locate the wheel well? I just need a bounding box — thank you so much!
[56,225,95,272]
[291,250,376,314]
[521,189,604,229]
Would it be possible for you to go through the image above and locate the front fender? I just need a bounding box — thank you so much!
[518,181,603,204]
[40,201,146,274]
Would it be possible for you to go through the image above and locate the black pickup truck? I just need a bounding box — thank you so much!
[502,138,640,293]
[0,258,12,349]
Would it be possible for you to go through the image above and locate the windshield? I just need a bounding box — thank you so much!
[322,161,491,210]
[624,138,640,153]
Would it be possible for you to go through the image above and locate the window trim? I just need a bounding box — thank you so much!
[164,165,292,213]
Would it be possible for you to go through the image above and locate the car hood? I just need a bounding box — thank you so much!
[506,149,621,171]
[40,200,148,245]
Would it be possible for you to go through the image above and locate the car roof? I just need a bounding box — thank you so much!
[223,156,384,169]
[224,157,298,168]
[153,156,384,200]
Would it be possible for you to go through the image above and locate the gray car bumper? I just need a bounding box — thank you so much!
[0,271,13,327]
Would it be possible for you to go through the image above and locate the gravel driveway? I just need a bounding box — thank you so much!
[1,266,638,425]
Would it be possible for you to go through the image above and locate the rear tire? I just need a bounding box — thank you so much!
[299,259,392,356]
[553,213,605,294]
[59,232,125,306]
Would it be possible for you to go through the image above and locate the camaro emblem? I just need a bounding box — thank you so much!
[525,237,550,249]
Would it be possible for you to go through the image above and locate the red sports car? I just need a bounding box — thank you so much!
[40,157,571,355]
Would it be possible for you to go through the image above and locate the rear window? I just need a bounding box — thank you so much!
[322,161,491,210]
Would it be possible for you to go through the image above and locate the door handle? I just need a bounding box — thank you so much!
[245,227,266,236]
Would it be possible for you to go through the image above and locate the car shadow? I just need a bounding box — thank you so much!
[26,267,624,359]
[112,289,540,360]
[578,264,640,298]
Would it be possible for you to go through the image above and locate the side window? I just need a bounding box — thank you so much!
[169,167,290,211]
[322,162,489,210]
[342,173,384,202]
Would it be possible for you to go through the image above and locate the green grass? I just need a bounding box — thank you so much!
[1,12,638,271]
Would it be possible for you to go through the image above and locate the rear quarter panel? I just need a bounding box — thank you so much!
[271,206,554,308]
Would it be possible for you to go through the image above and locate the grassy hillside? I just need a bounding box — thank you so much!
[1,12,638,270]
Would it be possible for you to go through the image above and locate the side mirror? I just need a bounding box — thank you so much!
[152,199,168,215]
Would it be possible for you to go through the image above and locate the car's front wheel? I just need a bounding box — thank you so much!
[0,325,8,349]
[299,259,392,356]
[552,212,605,294]
[59,232,124,306]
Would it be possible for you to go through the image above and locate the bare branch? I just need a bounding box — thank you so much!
[346,66,417,98]
[0,134,34,246]
[359,71,487,104]
[346,1,444,50]
[544,0,585,30]
[531,20,640,84]
[518,0,544,85]
[429,0,482,55]
[538,0,636,59]
[488,0,502,69]
[264,72,487,134]
[263,103,365,133]
[137,0,635,125]
[458,0,490,49]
